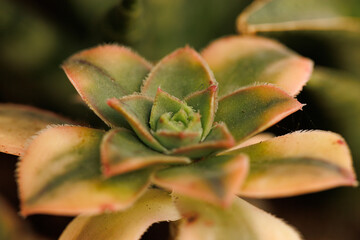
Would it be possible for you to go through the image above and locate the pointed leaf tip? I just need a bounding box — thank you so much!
[215,85,303,143]
[63,44,152,128]
[0,104,72,156]
[202,35,313,97]
[141,46,216,99]
[224,130,357,198]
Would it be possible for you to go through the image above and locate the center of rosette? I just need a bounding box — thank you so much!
[150,89,203,150]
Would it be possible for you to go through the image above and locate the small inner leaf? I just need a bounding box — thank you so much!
[170,122,235,159]
[101,128,190,177]
[150,89,203,150]
[185,85,218,140]
[107,95,167,153]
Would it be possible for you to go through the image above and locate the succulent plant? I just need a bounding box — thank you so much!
[0,35,356,239]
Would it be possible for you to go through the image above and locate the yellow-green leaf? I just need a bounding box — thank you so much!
[0,104,71,156]
[307,68,360,164]
[223,130,357,198]
[238,0,360,34]
[153,154,248,207]
[173,195,301,240]
[185,85,218,139]
[101,128,190,177]
[18,126,152,216]
[170,122,235,158]
[59,189,180,240]
[62,45,152,128]
[215,85,303,143]
[107,95,167,152]
[202,35,313,97]
[141,46,216,99]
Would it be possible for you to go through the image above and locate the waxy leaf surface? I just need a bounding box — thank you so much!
[18,126,152,216]
[224,131,357,198]
[308,68,360,164]
[239,0,360,34]
[153,154,248,207]
[185,85,218,139]
[108,95,167,152]
[101,128,190,177]
[174,195,301,240]
[141,47,216,99]
[170,122,235,158]
[215,85,302,143]
[202,36,313,97]
[0,104,71,156]
[59,189,180,240]
[63,45,152,128]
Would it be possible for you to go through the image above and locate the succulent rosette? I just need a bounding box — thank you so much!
[0,36,356,239]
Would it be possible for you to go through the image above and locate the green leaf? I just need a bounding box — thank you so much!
[149,89,203,150]
[141,46,216,99]
[215,85,303,143]
[59,189,180,240]
[0,104,72,156]
[202,35,313,97]
[185,85,218,139]
[173,195,301,240]
[223,130,357,198]
[239,0,360,34]
[153,154,248,207]
[107,95,167,152]
[18,126,152,216]
[101,128,190,177]
[62,45,152,128]
[170,122,235,158]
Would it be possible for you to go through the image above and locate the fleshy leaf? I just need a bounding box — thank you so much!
[170,122,235,158]
[185,85,218,139]
[18,126,152,216]
[62,45,152,128]
[149,89,203,149]
[173,195,301,240]
[238,0,360,34]
[153,154,248,207]
[223,131,357,198]
[101,128,190,177]
[59,189,180,240]
[201,36,313,97]
[141,46,216,99]
[307,68,360,164]
[107,95,167,152]
[0,104,72,156]
[215,85,303,143]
